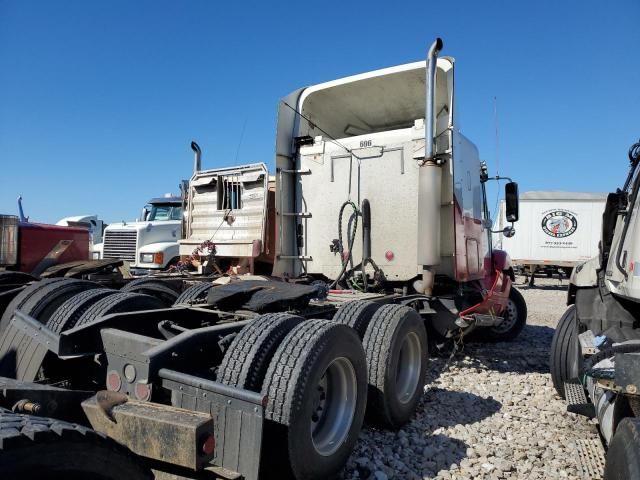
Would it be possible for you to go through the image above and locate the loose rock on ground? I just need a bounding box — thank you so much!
[343,276,600,480]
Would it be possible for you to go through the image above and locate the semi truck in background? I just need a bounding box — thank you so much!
[179,142,276,275]
[94,194,182,273]
[56,215,105,248]
[550,139,640,479]
[493,191,607,285]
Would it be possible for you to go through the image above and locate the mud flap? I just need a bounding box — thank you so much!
[160,368,264,480]
[0,310,60,381]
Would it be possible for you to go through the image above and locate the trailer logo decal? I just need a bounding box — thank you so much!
[541,210,578,238]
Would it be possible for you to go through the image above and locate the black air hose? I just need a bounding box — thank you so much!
[331,201,359,288]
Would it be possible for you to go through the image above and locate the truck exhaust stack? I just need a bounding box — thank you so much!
[416,37,443,296]
[191,141,202,174]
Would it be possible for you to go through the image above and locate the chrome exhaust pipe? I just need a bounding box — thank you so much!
[425,37,443,163]
[416,37,444,296]
[191,141,202,174]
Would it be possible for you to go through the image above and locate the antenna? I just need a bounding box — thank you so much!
[494,96,500,176]
[491,96,502,221]
[234,118,248,165]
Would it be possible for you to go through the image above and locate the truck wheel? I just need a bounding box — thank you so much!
[218,313,304,391]
[261,320,367,480]
[173,282,214,305]
[0,278,97,338]
[479,287,528,342]
[77,292,166,326]
[0,408,151,479]
[121,281,178,306]
[332,300,382,338]
[550,305,582,398]
[605,417,640,480]
[0,271,36,285]
[47,288,119,333]
[362,304,428,429]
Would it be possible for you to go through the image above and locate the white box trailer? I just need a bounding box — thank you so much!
[493,191,607,276]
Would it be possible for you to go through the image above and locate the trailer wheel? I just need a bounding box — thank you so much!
[604,417,640,480]
[479,287,528,342]
[0,271,36,285]
[173,282,214,306]
[76,292,166,326]
[332,300,382,338]
[0,278,97,338]
[47,288,119,333]
[218,313,304,391]
[361,304,428,429]
[0,408,151,479]
[120,281,179,306]
[261,320,367,480]
[550,305,582,398]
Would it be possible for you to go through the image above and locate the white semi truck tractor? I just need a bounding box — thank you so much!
[95,195,182,273]
[550,139,640,479]
[273,38,526,341]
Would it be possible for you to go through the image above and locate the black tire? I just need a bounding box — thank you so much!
[120,281,178,307]
[0,279,97,338]
[47,288,119,334]
[605,417,640,480]
[0,271,36,285]
[362,304,428,429]
[218,313,304,391]
[479,287,528,342]
[75,292,165,327]
[550,305,582,398]
[261,320,367,480]
[0,408,151,480]
[173,282,214,305]
[332,300,382,338]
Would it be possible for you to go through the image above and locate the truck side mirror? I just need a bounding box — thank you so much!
[505,182,519,222]
[140,206,150,222]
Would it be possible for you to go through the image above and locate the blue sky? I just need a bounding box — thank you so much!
[1,0,638,224]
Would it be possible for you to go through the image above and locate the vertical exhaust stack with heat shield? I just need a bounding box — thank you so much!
[415,38,444,296]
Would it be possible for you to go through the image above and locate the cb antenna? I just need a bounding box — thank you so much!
[494,96,500,176]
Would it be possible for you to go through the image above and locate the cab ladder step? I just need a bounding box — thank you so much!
[565,379,595,418]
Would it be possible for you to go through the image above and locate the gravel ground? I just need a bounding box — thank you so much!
[343,276,600,480]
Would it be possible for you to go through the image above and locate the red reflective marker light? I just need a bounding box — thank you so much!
[134,382,151,401]
[385,250,395,261]
[201,434,215,456]
[107,370,121,392]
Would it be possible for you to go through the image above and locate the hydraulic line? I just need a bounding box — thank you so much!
[331,201,359,288]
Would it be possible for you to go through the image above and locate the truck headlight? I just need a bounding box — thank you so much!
[140,252,164,264]
[140,253,154,263]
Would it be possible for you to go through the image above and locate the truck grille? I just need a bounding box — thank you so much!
[103,230,137,262]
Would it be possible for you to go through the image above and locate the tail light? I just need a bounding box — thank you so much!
[107,370,122,392]
[134,382,152,401]
[200,434,215,456]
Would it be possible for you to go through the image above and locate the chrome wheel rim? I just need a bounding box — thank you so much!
[310,357,357,456]
[492,298,517,333]
[395,332,422,404]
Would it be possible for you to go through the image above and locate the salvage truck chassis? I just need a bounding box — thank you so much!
[0,279,439,480]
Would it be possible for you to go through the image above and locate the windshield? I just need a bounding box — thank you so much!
[147,204,182,221]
